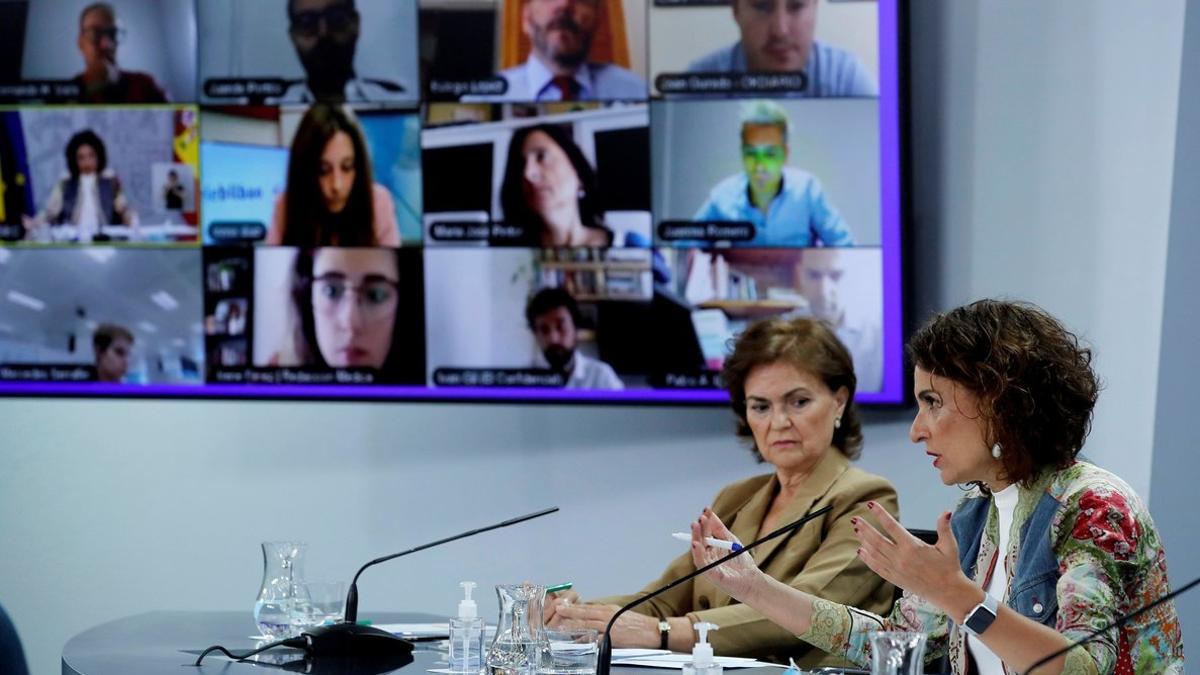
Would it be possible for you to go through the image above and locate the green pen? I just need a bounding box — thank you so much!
[355,619,373,626]
[545,582,573,594]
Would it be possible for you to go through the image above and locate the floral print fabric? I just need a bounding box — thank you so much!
[797,461,1185,674]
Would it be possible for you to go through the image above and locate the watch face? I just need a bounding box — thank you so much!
[966,605,997,635]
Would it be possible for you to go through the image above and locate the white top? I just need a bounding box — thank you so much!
[76,174,101,241]
[532,350,624,390]
[969,483,1019,675]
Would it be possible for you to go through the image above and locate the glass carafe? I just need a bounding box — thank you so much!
[869,631,927,675]
[486,583,548,675]
[253,541,307,639]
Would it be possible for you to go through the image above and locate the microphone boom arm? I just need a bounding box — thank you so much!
[597,505,833,675]
[344,507,559,623]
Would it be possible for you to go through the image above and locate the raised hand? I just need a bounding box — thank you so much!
[853,503,971,611]
[689,507,765,602]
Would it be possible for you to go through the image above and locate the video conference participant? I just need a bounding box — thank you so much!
[693,100,852,247]
[495,0,646,101]
[274,248,408,378]
[525,287,622,390]
[93,323,134,383]
[687,0,875,98]
[500,124,644,247]
[276,0,407,104]
[266,104,399,247]
[791,249,880,392]
[72,2,168,103]
[163,169,186,211]
[23,129,137,242]
[690,301,1186,674]
[547,318,898,667]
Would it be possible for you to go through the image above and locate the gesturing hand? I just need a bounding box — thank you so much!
[689,507,764,602]
[854,503,972,611]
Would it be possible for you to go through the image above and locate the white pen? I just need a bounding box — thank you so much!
[671,532,744,552]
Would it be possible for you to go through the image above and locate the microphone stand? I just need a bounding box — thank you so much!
[595,505,833,675]
[301,507,560,658]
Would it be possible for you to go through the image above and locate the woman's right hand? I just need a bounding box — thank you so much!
[544,589,581,626]
[690,508,765,602]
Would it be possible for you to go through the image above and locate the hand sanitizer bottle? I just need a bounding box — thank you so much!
[448,581,484,672]
[682,622,722,675]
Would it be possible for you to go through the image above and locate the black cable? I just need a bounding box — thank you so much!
[192,636,309,666]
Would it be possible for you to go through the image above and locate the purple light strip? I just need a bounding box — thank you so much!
[877,0,905,404]
[0,380,731,403]
[1,1,905,406]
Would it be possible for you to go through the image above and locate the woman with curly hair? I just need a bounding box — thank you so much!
[690,300,1185,674]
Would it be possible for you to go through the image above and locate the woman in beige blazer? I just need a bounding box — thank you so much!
[548,317,899,668]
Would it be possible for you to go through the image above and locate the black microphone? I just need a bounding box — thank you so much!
[302,507,560,659]
[595,504,834,675]
[1021,573,1198,674]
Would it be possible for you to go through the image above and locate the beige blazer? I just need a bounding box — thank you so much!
[594,450,898,667]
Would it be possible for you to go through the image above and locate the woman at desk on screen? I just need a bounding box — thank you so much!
[690,300,1185,674]
[266,104,399,247]
[23,129,138,242]
[547,317,898,669]
[499,124,648,248]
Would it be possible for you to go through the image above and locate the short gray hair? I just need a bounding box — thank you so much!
[740,100,791,143]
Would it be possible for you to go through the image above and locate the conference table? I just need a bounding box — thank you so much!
[61,611,793,675]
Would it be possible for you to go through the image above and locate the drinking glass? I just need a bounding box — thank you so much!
[291,580,346,631]
[868,631,927,675]
[538,628,598,675]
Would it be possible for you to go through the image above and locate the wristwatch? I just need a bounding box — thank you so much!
[961,592,999,637]
[658,619,671,650]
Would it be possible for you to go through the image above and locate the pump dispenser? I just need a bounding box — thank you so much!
[681,622,721,675]
[449,581,484,672]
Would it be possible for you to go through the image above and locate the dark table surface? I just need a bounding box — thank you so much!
[61,611,791,675]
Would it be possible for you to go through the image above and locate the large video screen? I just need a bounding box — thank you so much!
[0,0,906,405]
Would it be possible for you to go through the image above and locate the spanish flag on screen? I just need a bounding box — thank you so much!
[0,111,32,225]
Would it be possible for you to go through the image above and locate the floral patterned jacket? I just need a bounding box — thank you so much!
[798,461,1185,673]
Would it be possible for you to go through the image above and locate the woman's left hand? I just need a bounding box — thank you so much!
[853,502,973,610]
[552,602,660,648]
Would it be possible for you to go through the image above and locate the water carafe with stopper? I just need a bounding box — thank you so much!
[486,583,549,675]
[253,541,307,639]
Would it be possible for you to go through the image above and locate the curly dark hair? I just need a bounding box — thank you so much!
[525,286,582,329]
[906,299,1100,485]
[722,317,863,461]
[65,129,107,178]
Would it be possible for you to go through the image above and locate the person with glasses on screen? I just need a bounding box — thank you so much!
[693,100,853,247]
[687,0,875,98]
[277,248,405,379]
[491,0,646,101]
[525,287,623,389]
[266,104,400,247]
[71,2,167,103]
[274,0,407,104]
